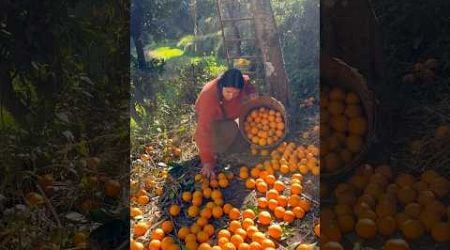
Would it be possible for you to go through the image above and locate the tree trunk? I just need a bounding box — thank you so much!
[321,0,384,85]
[131,0,147,70]
[250,0,290,107]
[225,0,242,57]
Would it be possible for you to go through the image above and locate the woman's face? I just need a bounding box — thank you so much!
[222,87,241,101]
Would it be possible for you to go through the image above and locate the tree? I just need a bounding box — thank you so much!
[250,0,290,107]
[131,0,147,69]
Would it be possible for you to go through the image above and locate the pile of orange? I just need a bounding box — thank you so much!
[321,164,450,248]
[131,140,320,249]
[239,142,318,242]
[243,107,285,147]
[320,86,368,173]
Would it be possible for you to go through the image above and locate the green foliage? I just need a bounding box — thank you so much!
[131,55,226,152]
[149,46,185,60]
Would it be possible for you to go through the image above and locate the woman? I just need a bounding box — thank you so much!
[195,68,257,178]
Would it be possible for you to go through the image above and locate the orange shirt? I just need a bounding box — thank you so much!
[194,77,255,166]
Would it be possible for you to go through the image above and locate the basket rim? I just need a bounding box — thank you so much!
[321,56,378,179]
[238,96,289,150]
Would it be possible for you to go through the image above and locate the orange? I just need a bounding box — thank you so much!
[429,177,450,198]
[291,183,303,195]
[105,179,121,197]
[212,206,223,218]
[273,180,286,192]
[258,211,272,225]
[190,224,201,234]
[182,192,192,202]
[137,195,150,205]
[376,216,396,236]
[223,203,233,214]
[355,218,377,239]
[261,239,275,249]
[234,228,247,239]
[283,210,295,223]
[293,206,305,218]
[224,242,236,250]
[134,222,150,237]
[245,178,256,189]
[184,233,197,243]
[384,239,410,250]
[162,221,174,233]
[268,199,278,210]
[185,241,198,250]
[169,204,181,216]
[238,242,250,250]
[396,186,417,204]
[400,219,424,240]
[203,188,212,199]
[298,199,311,212]
[229,208,241,220]
[242,218,254,230]
[265,175,276,185]
[229,220,241,233]
[239,171,249,179]
[395,173,415,188]
[249,242,261,250]
[131,240,145,250]
[218,229,231,239]
[257,197,268,209]
[314,223,320,237]
[322,222,342,241]
[197,217,208,227]
[230,234,244,247]
[277,195,288,207]
[196,231,209,243]
[211,190,222,200]
[242,209,256,219]
[177,227,190,240]
[274,206,286,219]
[404,203,422,218]
[337,215,354,233]
[219,178,229,188]
[200,207,213,219]
[204,224,215,237]
[431,222,450,242]
[289,194,301,207]
[266,189,279,200]
[149,239,161,250]
[210,179,219,188]
[188,206,200,217]
[296,243,315,250]
[218,237,229,249]
[421,170,439,184]
[256,181,268,193]
[251,231,266,244]
[130,207,143,218]
[152,228,165,240]
[322,241,344,250]
[267,224,282,240]
[198,243,212,250]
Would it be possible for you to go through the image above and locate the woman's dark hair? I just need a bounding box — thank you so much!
[217,68,244,101]
[218,68,245,90]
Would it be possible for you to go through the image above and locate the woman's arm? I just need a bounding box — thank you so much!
[194,95,218,170]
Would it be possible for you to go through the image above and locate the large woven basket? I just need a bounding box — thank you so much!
[321,56,377,178]
[238,96,288,149]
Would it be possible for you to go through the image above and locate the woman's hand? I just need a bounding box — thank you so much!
[200,163,216,179]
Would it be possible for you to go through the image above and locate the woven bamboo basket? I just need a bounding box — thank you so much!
[321,56,377,178]
[238,96,288,150]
